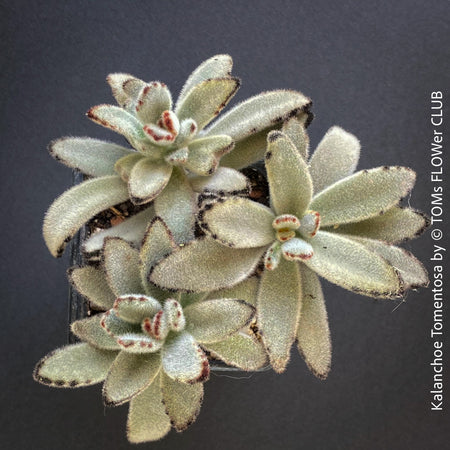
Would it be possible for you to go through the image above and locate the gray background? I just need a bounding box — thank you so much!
[1,1,449,449]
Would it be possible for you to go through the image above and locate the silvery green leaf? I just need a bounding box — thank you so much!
[310,166,416,227]
[175,77,240,130]
[189,167,249,194]
[128,158,173,205]
[68,266,116,310]
[150,238,265,292]
[184,298,255,344]
[101,311,163,353]
[346,236,429,290]
[107,73,136,107]
[103,238,144,296]
[201,197,274,248]
[82,206,155,256]
[43,176,129,257]
[49,137,133,177]
[71,316,121,350]
[185,135,234,176]
[264,241,282,271]
[265,131,313,218]
[328,206,429,244]
[113,295,162,324]
[127,374,171,443]
[296,265,331,379]
[282,116,309,160]
[114,153,146,182]
[257,258,302,373]
[305,231,403,298]
[281,238,314,261]
[153,167,196,244]
[219,127,271,170]
[206,276,259,306]
[103,352,161,406]
[140,218,176,288]
[177,54,233,107]
[160,371,203,432]
[135,82,172,124]
[162,331,209,383]
[33,343,117,387]
[204,89,311,143]
[203,332,268,371]
[87,104,146,144]
[309,126,360,194]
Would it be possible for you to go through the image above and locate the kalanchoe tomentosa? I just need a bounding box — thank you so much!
[34,218,266,443]
[150,120,429,376]
[43,54,312,257]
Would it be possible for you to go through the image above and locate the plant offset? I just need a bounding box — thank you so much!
[34,55,429,443]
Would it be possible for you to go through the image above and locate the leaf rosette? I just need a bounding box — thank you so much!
[43,55,312,257]
[34,218,266,443]
[150,121,429,376]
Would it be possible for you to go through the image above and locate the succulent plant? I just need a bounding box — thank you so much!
[149,120,429,376]
[34,218,267,443]
[43,54,311,257]
[35,55,430,445]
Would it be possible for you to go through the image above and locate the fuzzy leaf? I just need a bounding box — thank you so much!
[153,167,196,244]
[205,90,311,143]
[43,176,129,257]
[114,295,162,324]
[114,153,146,181]
[265,131,313,218]
[310,166,416,227]
[297,265,331,379]
[160,371,203,431]
[257,258,302,373]
[101,311,163,353]
[82,206,155,256]
[204,332,268,371]
[128,158,172,205]
[175,77,240,130]
[49,137,133,177]
[87,105,145,144]
[140,217,176,282]
[162,331,209,383]
[282,116,309,160]
[328,206,429,244]
[127,374,171,443]
[150,238,265,292]
[185,135,234,176]
[33,343,117,387]
[103,352,161,406]
[201,197,275,248]
[71,316,121,350]
[68,266,116,310]
[305,231,403,298]
[135,82,172,124]
[347,236,429,290]
[309,126,360,194]
[103,238,144,296]
[281,238,314,261]
[189,167,249,194]
[184,298,255,344]
[107,73,135,107]
[206,276,259,306]
[177,54,233,107]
